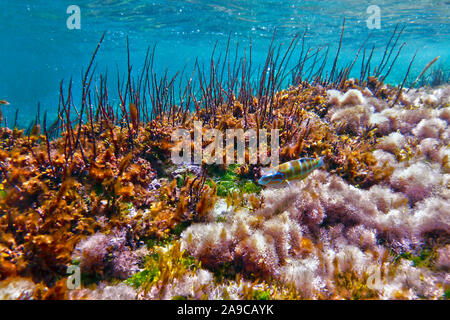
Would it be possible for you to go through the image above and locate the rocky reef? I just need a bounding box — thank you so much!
[0,31,448,300]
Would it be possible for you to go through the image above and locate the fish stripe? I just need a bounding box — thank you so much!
[292,159,302,178]
[307,159,312,171]
[309,159,315,171]
[286,161,294,179]
[278,163,290,178]
[300,159,305,175]
[299,159,306,177]
[291,162,298,178]
[282,162,292,179]
[268,175,284,185]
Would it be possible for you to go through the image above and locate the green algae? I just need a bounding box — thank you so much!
[176,172,195,188]
[211,262,237,282]
[394,248,438,269]
[125,264,160,289]
[172,221,191,236]
[252,289,271,300]
[215,215,227,223]
[124,241,200,292]
[206,164,262,197]
[241,181,261,194]
[400,249,438,269]
[444,289,450,300]
[144,237,174,249]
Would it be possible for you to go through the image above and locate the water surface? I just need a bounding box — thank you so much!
[0,0,448,126]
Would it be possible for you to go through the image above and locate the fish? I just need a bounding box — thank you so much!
[258,157,324,187]
[0,100,10,105]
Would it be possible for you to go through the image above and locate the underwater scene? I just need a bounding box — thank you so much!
[0,1,449,300]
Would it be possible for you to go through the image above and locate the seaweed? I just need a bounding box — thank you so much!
[208,164,262,197]
[0,22,447,300]
[124,241,200,297]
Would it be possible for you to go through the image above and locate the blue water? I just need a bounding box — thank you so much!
[0,1,449,127]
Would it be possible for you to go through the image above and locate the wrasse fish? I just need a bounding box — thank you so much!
[0,100,9,105]
[258,157,324,187]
